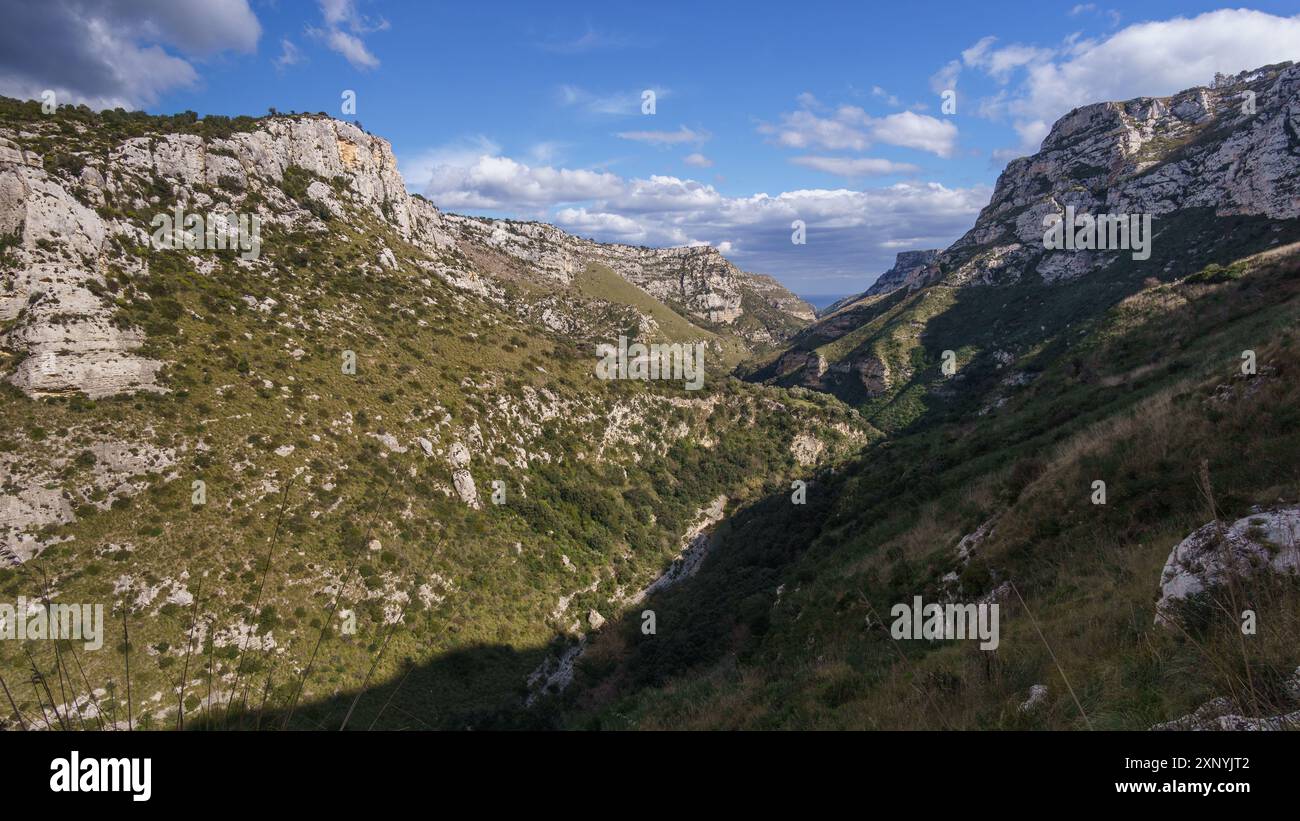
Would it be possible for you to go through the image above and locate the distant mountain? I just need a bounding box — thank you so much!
[744,61,1300,430]
[554,63,1300,731]
[817,249,940,316]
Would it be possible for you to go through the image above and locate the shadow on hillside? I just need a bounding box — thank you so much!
[185,640,561,731]
[182,477,838,732]
[890,209,1300,438]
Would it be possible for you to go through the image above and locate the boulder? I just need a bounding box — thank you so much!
[1155,507,1300,627]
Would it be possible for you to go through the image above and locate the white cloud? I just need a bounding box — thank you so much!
[683,153,713,168]
[929,59,962,94]
[323,29,378,69]
[790,156,919,177]
[871,85,901,106]
[760,105,872,151]
[274,38,303,69]
[951,9,1300,157]
[759,101,958,157]
[310,0,387,70]
[0,0,260,109]
[615,126,709,146]
[795,91,823,110]
[871,111,959,157]
[400,136,502,191]
[972,43,1054,83]
[409,145,989,286]
[420,152,623,210]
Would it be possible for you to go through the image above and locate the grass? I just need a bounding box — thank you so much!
[0,98,871,729]
[559,242,1300,729]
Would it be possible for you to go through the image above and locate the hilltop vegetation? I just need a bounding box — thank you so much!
[0,96,862,729]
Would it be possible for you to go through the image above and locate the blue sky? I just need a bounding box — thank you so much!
[3,1,1299,294]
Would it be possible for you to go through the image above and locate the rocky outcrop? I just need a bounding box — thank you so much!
[447,441,481,510]
[941,61,1300,286]
[444,214,813,343]
[1155,506,1300,626]
[108,117,453,248]
[1151,691,1300,731]
[865,250,941,297]
[750,62,1300,413]
[0,155,164,398]
[1019,684,1048,713]
[789,432,825,466]
[818,250,940,317]
[771,346,891,397]
[770,349,827,388]
[1,436,176,562]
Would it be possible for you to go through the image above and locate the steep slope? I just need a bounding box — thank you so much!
[562,240,1300,731]
[0,98,862,729]
[820,249,939,316]
[544,65,1300,730]
[746,61,1300,434]
[443,213,814,348]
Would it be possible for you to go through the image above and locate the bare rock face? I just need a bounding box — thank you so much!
[1151,695,1300,731]
[771,349,827,388]
[864,250,941,298]
[1019,684,1048,713]
[446,442,481,509]
[1,437,176,563]
[443,214,814,343]
[789,432,824,466]
[0,157,163,398]
[0,484,73,564]
[110,118,436,244]
[816,250,940,318]
[941,62,1300,286]
[1155,506,1300,626]
[852,353,890,395]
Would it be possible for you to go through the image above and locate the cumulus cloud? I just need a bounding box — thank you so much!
[759,100,958,157]
[946,9,1300,157]
[871,112,959,157]
[417,151,622,210]
[683,153,713,168]
[412,144,989,287]
[0,0,260,109]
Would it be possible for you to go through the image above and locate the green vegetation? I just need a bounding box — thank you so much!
[559,244,1300,729]
[0,98,867,729]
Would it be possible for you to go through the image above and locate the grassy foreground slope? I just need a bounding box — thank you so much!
[558,244,1300,729]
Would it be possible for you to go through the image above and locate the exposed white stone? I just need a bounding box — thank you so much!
[1155,507,1300,627]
